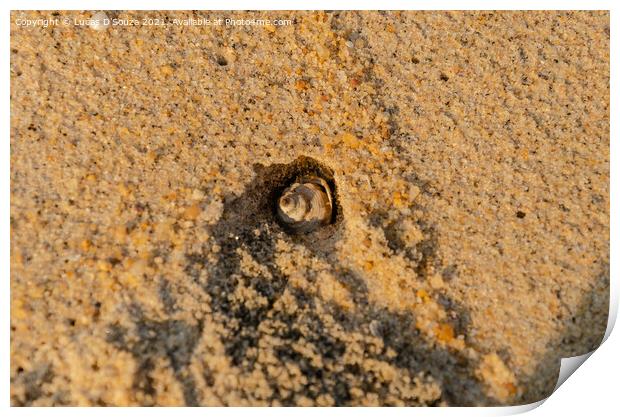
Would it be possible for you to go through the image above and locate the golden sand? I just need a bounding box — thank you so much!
[10,10,609,405]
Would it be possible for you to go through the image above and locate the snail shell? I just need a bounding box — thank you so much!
[277,176,333,233]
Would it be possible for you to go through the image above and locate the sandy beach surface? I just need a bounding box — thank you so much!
[10,10,609,406]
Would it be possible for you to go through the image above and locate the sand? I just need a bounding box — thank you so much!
[10,10,610,406]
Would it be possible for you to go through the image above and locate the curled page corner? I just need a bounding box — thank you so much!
[499,352,595,415]
[551,286,618,393]
[551,304,615,395]
[553,351,594,392]
[502,305,616,414]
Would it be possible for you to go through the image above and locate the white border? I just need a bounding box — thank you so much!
[4,1,617,415]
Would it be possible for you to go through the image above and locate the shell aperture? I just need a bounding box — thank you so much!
[276,176,333,233]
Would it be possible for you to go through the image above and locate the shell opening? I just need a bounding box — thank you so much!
[276,176,333,233]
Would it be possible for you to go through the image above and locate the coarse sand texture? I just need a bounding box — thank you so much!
[10,11,609,406]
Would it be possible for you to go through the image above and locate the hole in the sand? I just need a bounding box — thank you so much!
[204,155,344,261]
[265,156,343,236]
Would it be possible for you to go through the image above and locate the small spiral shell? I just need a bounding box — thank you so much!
[277,176,333,233]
